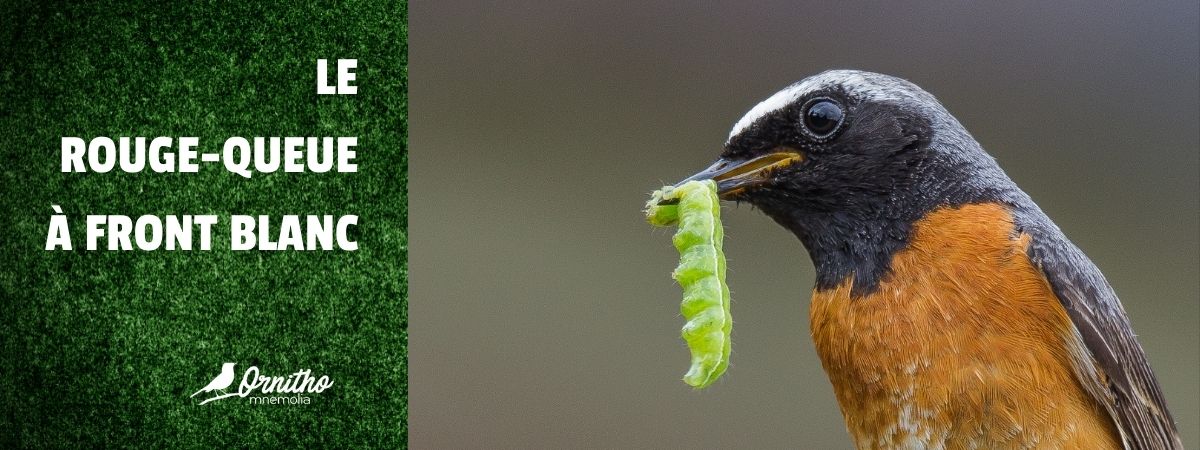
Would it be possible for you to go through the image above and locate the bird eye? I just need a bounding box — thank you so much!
[802,99,844,138]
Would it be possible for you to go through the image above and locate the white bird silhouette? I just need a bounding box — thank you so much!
[191,362,236,398]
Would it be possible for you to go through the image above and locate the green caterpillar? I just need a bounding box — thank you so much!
[645,180,732,389]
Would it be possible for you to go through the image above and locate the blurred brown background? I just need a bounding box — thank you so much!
[409,1,1198,447]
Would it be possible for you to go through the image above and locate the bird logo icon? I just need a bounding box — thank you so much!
[191,362,236,402]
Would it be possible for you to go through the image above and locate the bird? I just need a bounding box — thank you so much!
[191,362,236,398]
[671,70,1182,449]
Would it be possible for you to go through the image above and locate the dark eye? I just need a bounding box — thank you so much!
[802,99,844,138]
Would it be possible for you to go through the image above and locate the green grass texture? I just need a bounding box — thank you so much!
[0,0,408,447]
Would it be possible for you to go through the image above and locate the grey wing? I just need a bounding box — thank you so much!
[1018,209,1182,450]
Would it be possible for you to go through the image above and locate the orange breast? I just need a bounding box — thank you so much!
[809,203,1121,449]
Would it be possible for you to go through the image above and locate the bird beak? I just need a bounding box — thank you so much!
[666,150,805,202]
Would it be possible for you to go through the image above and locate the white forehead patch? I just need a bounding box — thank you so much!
[726,70,918,142]
[727,83,807,141]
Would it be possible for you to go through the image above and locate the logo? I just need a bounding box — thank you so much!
[191,362,334,405]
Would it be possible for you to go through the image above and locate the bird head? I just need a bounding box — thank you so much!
[222,362,236,369]
[674,70,1020,296]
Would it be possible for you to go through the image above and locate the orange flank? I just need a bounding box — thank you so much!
[810,203,1122,449]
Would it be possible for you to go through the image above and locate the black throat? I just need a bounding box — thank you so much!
[748,151,1014,298]
[725,88,1018,298]
[754,194,924,298]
